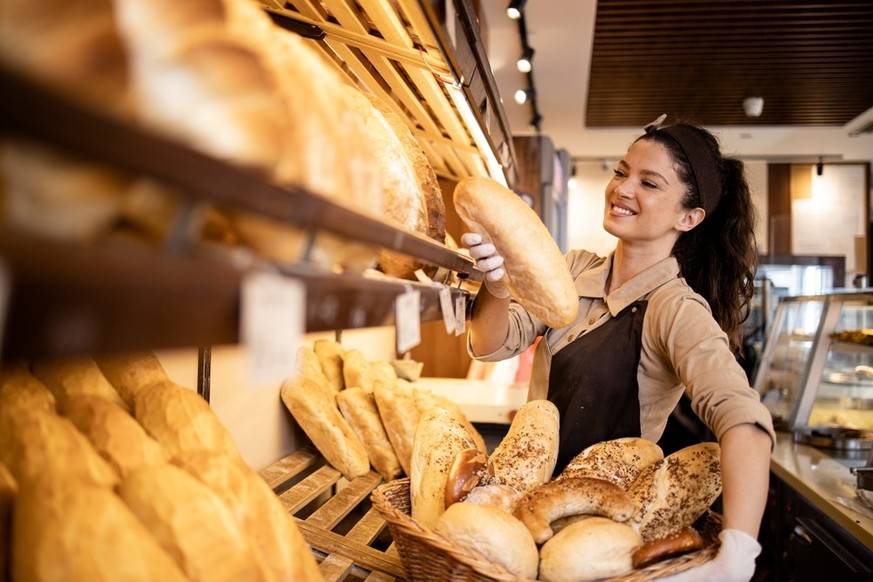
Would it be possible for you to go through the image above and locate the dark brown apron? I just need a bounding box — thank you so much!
[547,300,647,473]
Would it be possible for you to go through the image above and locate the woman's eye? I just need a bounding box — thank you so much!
[642,181,658,188]
[612,169,625,178]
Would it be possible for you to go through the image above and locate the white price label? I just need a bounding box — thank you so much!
[454,294,467,336]
[241,272,304,385]
[439,286,456,334]
[395,289,421,354]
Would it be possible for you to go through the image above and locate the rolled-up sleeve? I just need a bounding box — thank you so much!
[466,301,545,361]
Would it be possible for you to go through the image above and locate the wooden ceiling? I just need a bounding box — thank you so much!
[585,0,873,128]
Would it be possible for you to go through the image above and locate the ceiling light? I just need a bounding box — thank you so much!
[743,96,764,118]
[514,88,534,105]
[517,47,534,73]
[506,0,526,20]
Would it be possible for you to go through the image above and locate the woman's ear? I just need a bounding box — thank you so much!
[676,207,706,232]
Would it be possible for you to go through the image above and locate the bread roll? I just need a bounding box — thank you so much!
[631,527,705,568]
[489,399,559,494]
[513,477,635,544]
[32,356,128,413]
[336,387,403,481]
[538,517,642,582]
[373,378,421,475]
[63,395,167,479]
[93,351,172,408]
[13,477,188,582]
[0,461,15,582]
[0,409,118,488]
[627,442,722,542]
[176,451,321,582]
[118,463,271,582]
[560,437,664,489]
[134,379,242,461]
[445,448,492,507]
[410,406,480,529]
[280,371,370,480]
[453,176,579,328]
[434,503,538,579]
[463,483,523,515]
[313,338,344,392]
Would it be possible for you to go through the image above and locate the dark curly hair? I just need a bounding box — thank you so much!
[637,125,758,355]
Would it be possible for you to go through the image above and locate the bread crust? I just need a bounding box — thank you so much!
[539,517,642,582]
[337,387,403,481]
[453,176,578,328]
[489,399,559,495]
[560,437,664,489]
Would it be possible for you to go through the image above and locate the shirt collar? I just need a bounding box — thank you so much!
[574,253,681,316]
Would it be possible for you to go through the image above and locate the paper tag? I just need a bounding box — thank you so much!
[241,271,304,385]
[439,286,456,334]
[454,294,467,336]
[395,289,421,353]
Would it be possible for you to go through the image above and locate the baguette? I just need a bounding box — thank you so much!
[313,338,344,392]
[32,356,128,413]
[373,378,421,476]
[336,387,403,481]
[93,351,172,409]
[489,399,560,495]
[453,176,579,328]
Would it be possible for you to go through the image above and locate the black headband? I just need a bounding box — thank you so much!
[644,116,722,216]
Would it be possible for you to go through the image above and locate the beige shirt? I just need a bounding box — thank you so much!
[471,250,776,446]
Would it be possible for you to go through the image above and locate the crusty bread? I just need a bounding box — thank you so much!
[627,442,722,542]
[63,395,167,479]
[0,364,57,415]
[313,338,344,392]
[175,451,321,582]
[93,351,172,409]
[133,379,242,462]
[453,176,579,328]
[410,406,481,529]
[373,378,421,476]
[280,370,370,480]
[118,463,272,582]
[560,437,664,489]
[434,503,538,579]
[489,399,560,495]
[413,387,487,453]
[342,348,376,392]
[12,476,188,582]
[32,356,128,413]
[463,483,523,515]
[336,387,403,481]
[538,517,642,582]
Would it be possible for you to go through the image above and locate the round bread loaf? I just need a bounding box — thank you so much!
[453,176,578,328]
[627,441,722,542]
[560,437,664,489]
[539,517,642,582]
[434,502,539,580]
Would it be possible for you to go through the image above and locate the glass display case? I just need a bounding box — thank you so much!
[753,292,873,431]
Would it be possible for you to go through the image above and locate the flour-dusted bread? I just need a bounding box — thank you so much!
[13,476,188,582]
[434,502,539,579]
[93,351,172,409]
[0,364,57,415]
[337,387,403,481]
[560,437,664,489]
[63,394,167,479]
[133,379,242,462]
[280,368,370,481]
[454,176,579,328]
[410,406,481,529]
[32,356,128,413]
[313,338,345,392]
[176,451,321,582]
[539,517,642,582]
[489,399,560,495]
[118,463,272,582]
[413,387,487,453]
[627,441,722,542]
[373,378,421,476]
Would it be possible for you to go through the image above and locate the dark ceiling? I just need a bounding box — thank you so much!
[585,0,873,128]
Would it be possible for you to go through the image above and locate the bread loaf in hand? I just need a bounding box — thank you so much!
[627,441,722,542]
[453,176,579,328]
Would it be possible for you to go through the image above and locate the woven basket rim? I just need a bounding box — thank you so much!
[371,477,720,582]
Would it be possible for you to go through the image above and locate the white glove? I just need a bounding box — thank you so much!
[460,232,510,299]
[655,529,761,582]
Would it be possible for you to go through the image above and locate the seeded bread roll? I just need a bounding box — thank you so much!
[410,406,481,529]
[560,437,664,489]
[539,517,642,582]
[627,442,722,542]
[453,176,579,328]
[489,399,560,495]
[434,503,538,579]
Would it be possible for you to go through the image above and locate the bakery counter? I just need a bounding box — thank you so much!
[412,377,529,425]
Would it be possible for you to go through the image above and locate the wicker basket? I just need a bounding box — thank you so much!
[370,478,721,581]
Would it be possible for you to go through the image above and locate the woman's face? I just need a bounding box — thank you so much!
[603,139,703,247]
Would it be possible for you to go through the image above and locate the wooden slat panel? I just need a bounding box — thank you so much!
[306,471,383,530]
[296,520,406,578]
[278,465,342,513]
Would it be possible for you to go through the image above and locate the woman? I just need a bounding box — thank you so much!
[462,116,775,581]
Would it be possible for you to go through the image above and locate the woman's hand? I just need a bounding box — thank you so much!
[655,529,761,582]
[460,233,510,299]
